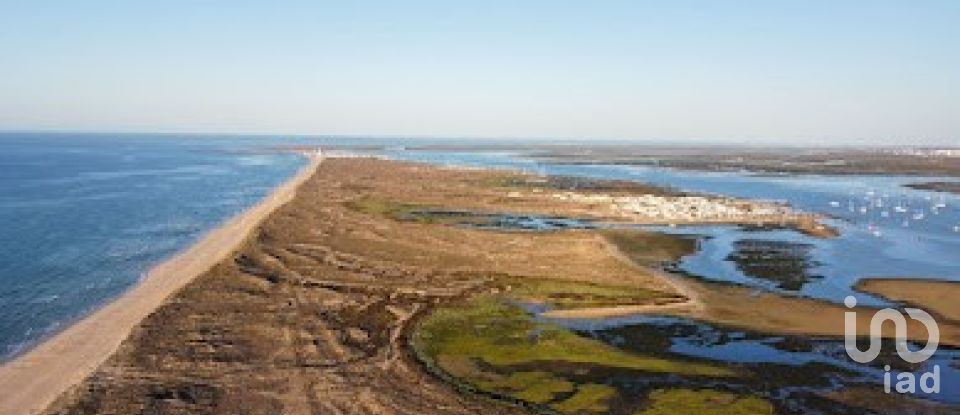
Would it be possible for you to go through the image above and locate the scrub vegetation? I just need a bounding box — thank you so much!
[551,384,618,414]
[412,295,735,414]
[601,230,699,267]
[633,388,774,415]
[507,278,681,310]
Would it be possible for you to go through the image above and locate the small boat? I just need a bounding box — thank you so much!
[880,211,890,218]
[894,206,908,213]
[829,201,841,208]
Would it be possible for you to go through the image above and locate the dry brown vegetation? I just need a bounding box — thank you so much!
[45,158,682,415]
[44,158,960,415]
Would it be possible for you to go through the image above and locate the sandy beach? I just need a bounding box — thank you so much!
[8,157,958,415]
[0,154,321,415]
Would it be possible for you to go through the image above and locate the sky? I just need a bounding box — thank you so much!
[1,1,958,145]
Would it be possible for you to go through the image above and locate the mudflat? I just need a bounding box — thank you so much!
[857,278,960,323]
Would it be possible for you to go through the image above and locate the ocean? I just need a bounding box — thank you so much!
[0,133,307,360]
[3,134,959,362]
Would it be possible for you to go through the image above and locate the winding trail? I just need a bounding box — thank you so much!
[0,155,321,415]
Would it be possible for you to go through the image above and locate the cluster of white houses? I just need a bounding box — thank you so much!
[551,192,792,222]
[884,148,960,157]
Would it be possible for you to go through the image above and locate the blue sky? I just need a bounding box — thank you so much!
[1,1,958,144]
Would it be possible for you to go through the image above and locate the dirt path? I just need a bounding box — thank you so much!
[541,235,703,319]
[0,155,321,415]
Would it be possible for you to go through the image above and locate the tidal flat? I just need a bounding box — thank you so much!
[412,294,751,414]
[411,271,960,414]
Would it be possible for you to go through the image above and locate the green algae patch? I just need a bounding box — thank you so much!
[602,230,698,267]
[412,295,738,413]
[345,197,501,226]
[345,197,420,218]
[479,371,575,404]
[482,174,679,196]
[508,278,679,310]
[345,197,461,224]
[551,383,618,414]
[634,388,774,415]
[414,296,731,378]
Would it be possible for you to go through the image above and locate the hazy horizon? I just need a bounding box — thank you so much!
[2,1,958,145]
[6,129,959,149]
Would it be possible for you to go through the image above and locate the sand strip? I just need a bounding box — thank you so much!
[0,155,321,415]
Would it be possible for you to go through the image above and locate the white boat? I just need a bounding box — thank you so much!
[894,206,908,213]
[829,201,841,208]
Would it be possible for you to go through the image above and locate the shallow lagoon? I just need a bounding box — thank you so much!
[418,294,960,415]
[542,313,960,405]
[396,201,960,409]
[395,149,960,409]
[385,150,960,306]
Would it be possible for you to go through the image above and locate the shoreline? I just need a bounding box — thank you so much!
[904,181,960,195]
[379,155,839,239]
[0,154,322,415]
[856,277,960,324]
[37,157,960,415]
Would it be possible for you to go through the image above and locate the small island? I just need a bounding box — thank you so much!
[905,181,960,195]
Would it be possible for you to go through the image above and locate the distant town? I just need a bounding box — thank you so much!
[883,148,960,157]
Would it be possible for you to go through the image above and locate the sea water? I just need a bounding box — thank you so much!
[4,138,958,361]
[0,133,306,361]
